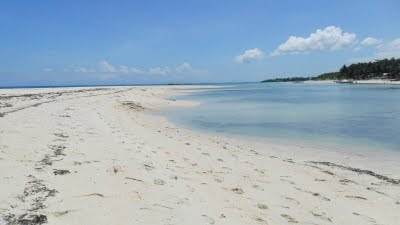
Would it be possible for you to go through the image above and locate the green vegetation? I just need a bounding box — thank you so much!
[261,58,400,82]
[338,58,400,80]
[315,72,340,80]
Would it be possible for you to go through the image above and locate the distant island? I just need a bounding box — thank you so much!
[262,58,400,82]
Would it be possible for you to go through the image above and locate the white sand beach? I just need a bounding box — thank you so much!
[0,86,399,225]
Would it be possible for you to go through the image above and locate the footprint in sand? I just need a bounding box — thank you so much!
[257,204,268,209]
[254,217,269,224]
[282,196,300,205]
[352,212,377,223]
[231,188,244,194]
[154,179,166,185]
[310,211,332,222]
[281,214,298,223]
[201,215,215,224]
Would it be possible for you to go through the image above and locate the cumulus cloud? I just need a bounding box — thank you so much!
[271,26,356,56]
[375,38,400,59]
[350,38,400,63]
[175,62,206,74]
[235,48,264,63]
[361,37,382,46]
[99,60,117,73]
[176,62,193,72]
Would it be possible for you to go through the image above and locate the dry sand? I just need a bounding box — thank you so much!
[0,86,399,225]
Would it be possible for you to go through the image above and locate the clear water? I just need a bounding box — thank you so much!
[165,83,400,153]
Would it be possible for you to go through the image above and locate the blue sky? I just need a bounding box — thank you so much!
[1,0,400,86]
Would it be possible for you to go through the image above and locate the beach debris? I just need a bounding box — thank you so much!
[6,174,57,224]
[153,204,173,209]
[154,179,166,185]
[124,177,144,182]
[231,188,244,194]
[38,155,52,167]
[111,165,122,174]
[346,195,367,200]
[281,214,298,223]
[309,161,400,184]
[53,169,70,176]
[143,163,154,171]
[52,210,74,217]
[121,101,145,111]
[310,211,332,222]
[314,178,326,182]
[257,204,268,209]
[22,177,57,209]
[48,145,66,157]
[2,213,47,225]
[76,193,104,198]
[54,133,68,139]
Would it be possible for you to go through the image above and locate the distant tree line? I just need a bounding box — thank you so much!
[338,58,400,80]
[261,58,400,82]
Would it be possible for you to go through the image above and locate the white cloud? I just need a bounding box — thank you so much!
[42,68,53,72]
[118,65,130,74]
[148,67,171,75]
[175,62,206,74]
[130,67,145,74]
[350,38,400,63]
[176,62,193,72]
[74,67,95,73]
[361,37,382,46]
[271,26,357,56]
[66,60,205,76]
[99,60,117,73]
[235,48,264,63]
[98,60,148,74]
[375,38,400,59]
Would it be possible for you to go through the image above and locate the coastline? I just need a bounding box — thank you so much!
[1,86,399,225]
[304,79,400,85]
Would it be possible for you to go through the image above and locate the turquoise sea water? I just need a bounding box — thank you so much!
[166,83,400,153]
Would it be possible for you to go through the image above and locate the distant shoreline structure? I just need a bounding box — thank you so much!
[262,58,400,84]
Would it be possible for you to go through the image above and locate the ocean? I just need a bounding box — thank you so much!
[165,82,400,153]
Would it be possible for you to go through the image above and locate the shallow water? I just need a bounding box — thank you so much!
[166,82,400,153]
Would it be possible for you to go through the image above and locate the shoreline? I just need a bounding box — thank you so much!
[1,86,399,224]
[304,79,400,85]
